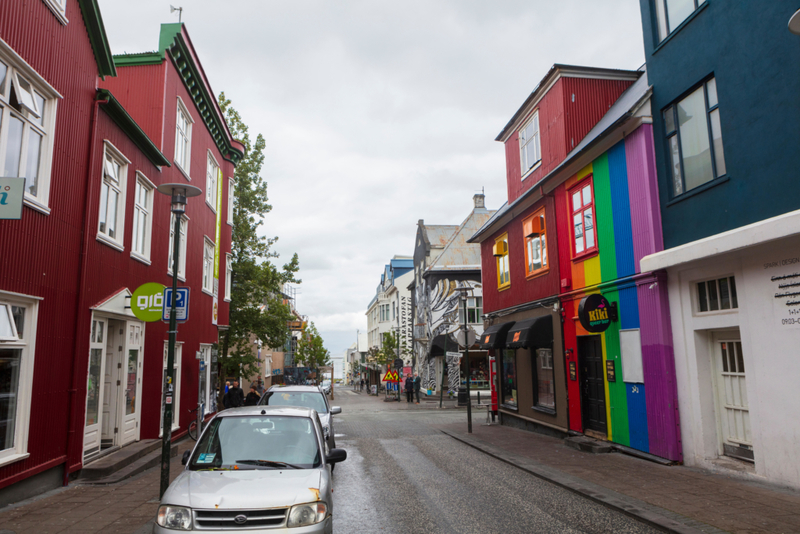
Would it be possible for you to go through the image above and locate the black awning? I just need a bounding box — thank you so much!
[478,321,515,349]
[505,315,553,349]
[428,333,458,358]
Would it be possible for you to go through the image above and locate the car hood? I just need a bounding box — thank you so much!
[164,469,322,510]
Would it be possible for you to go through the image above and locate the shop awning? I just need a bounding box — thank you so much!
[505,315,553,349]
[428,333,458,358]
[478,321,515,350]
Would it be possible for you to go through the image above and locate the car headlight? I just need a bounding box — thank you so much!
[287,502,327,527]
[156,505,192,530]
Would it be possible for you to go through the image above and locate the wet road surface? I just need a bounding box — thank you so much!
[330,389,659,534]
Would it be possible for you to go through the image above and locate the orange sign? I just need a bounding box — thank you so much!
[513,331,521,342]
[382,370,401,383]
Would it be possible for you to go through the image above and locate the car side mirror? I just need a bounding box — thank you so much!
[330,407,341,415]
[181,450,191,466]
[326,448,347,464]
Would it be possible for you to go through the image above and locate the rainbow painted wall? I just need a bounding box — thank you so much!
[555,124,682,461]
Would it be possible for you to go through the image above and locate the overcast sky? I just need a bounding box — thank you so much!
[97,0,645,357]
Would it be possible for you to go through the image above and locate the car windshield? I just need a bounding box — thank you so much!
[259,391,328,414]
[189,415,321,470]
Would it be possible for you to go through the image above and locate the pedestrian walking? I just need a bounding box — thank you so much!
[223,380,244,409]
[360,378,364,392]
[244,384,261,406]
[413,372,421,404]
[404,374,414,403]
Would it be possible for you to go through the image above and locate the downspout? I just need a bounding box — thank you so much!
[63,94,107,487]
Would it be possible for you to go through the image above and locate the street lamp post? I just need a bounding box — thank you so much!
[156,183,201,499]
[455,286,475,434]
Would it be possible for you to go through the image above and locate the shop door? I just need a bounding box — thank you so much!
[101,320,122,449]
[578,335,607,435]
[714,336,753,462]
[83,317,108,460]
[120,323,143,446]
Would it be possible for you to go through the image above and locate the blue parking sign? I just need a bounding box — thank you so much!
[162,287,190,322]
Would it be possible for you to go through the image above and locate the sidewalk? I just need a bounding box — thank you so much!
[441,421,800,534]
[0,439,195,534]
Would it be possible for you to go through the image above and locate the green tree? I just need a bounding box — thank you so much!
[295,322,330,375]
[217,92,300,406]
[377,331,407,366]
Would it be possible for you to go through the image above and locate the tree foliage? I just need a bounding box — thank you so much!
[376,331,407,366]
[217,92,300,403]
[295,321,330,373]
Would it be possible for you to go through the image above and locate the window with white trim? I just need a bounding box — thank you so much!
[131,173,154,262]
[97,142,129,249]
[227,178,234,225]
[42,0,68,24]
[0,43,59,212]
[160,341,181,433]
[202,238,215,294]
[225,253,232,301]
[167,213,188,280]
[697,276,738,313]
[0,293,38,466]
[519,110,541,176]
[174,97,193,174]
[206,151,219,209]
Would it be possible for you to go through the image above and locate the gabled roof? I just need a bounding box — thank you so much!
[426,207,496,274]
[77,0,116,78]
[470,69,650,244]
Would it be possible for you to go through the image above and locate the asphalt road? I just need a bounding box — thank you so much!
[330,388,660,534]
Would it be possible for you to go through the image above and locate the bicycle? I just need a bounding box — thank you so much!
[187,405,204,441]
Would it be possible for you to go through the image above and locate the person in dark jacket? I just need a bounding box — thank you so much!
[413,372,421,404]
[223,380,245,409]
[404,374,414,403]
[244,384,261,406]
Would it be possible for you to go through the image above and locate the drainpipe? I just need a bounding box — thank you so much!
[63,94,107,487]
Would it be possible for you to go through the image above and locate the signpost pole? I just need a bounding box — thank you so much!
[439,336,447,409]
[462,294,473,434]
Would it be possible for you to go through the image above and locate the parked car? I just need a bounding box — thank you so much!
[258,385,341,449]
[155,406,347,533]
[320,380,331,395]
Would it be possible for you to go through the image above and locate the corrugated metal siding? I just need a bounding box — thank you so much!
[0,0,100,486]
[607,141,636,278]
[562,77,634,154]
[624,124,664,269]
[99,63,168,149]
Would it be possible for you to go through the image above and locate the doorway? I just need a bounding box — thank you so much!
[713,333,753,462]
[101,319,123,450]
[578,335,607,436]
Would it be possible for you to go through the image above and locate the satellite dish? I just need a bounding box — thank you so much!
[790,9,800,35]
[456,328,477,348]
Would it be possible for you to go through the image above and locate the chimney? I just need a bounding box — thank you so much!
[473,193,485,210]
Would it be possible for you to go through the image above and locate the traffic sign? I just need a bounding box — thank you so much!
[163,287,190,322]
[382,370,401,383]
[394,358,403,370]
[131,283,166,322]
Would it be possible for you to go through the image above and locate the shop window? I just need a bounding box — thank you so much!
[570,178,597,258]
[97,142,129,250]
[523,208,548,276]
[533,348,555,410]
[697,275,738,313]
[494,234,510,290]
[0,44,59,213]
[0,295,38,467]
[463,354,490,390]
[654,0,706,42]
[664,77,726,197]
[519,110,540,176]
[501,349,517,409]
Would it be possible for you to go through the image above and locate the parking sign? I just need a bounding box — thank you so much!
[162,287,190,322]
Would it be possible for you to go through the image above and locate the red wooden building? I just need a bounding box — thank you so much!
[0,4,242,503]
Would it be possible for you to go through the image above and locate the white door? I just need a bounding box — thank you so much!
[120,323,143,445]
[101,321,121,448]
[714,336,753,461]
[83,317,108,459]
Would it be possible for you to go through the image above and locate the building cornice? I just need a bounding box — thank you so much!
[77,0,116,78]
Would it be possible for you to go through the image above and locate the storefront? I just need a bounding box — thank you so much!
[485,307,568,435]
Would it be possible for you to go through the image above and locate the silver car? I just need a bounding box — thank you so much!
[258,386,341,450]
[154,406,347,533]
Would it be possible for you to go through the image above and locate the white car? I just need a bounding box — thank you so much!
[154,406,347,533]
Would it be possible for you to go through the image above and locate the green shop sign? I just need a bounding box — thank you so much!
[131,283,166,322]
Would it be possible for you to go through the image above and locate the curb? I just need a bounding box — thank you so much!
[441,430,726,534]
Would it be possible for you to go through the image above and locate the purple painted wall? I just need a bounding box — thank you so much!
[625,124,664,269]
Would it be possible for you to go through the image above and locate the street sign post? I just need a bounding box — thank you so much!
[162,287,190,322]
[0,177,26,220]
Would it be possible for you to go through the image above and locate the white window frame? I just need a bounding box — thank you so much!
[41,0,68,25]
[174,97,193,177]
[205,151,219,211]
[131,172,154,264]
[519,110,541,178]
[202,237,215,295]
[695,275,739,315]
[199,344,213,409]
[167,213,188,281]
[0,39,61,215]
[654,0,706,42]
[0,291,40,468]
[160,341,182,434]
[96,141,130,251]
[227,178,234,225]
[225,253,232,302]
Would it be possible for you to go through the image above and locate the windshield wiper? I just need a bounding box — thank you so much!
[235,459,302,469]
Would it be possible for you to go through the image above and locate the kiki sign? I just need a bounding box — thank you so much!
[578,294,617,333]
